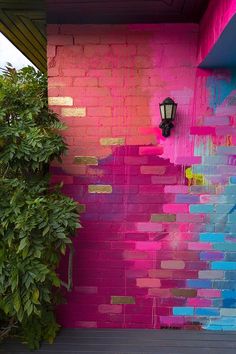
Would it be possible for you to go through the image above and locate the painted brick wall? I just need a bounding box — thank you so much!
[48,24,236,330]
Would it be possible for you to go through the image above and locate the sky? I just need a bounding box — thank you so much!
[0,32,34,70]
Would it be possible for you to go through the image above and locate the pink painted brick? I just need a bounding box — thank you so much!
[190,126,216,135]
[187,299,212,307]
[197,289,221,298]
[49,35,73,45]
[136,242,162,250]
[164,185,189,193]
[139,146,164,156]
[175,156,202,164]
[98,304,122,314]
[140,166,166,175]
[163,204,189,213]
[136,222,163,232]
[152,176,177,184]
[75,321,97,328]
[188,242,212,251]
[136,278,161,288]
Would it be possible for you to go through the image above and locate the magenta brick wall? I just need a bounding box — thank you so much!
[48,24,236,330]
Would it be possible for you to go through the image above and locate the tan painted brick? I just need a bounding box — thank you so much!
[151,214,176,222]
[48,96,73,106]
[88,185,112,193]
[74,156,98,165]
[161,260,185,270]
[100,137,125,146]
[171,289,197,298]
[61,107,86,117]
[111,296,135,305]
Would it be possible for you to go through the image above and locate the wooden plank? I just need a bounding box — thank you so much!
[1,329,236,354]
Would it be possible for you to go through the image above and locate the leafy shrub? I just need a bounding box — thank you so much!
[0,65,79,349]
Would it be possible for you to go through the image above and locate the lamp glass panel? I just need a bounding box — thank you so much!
[165,104,173,119]
[172,104,177,120]
[160,104,165,119]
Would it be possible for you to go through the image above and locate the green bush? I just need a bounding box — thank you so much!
[0,65,80,349]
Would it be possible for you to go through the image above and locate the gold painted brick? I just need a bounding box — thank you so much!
[61,107,86,117]
[100,137,125,146]
[48,96,73,106]
[151,214,176,222]
[74,156,98,165]
[77,204,86,213]
[88,185,112,193]
[111,296,135,305]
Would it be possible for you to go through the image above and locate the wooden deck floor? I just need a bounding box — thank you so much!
[1,329,236,354]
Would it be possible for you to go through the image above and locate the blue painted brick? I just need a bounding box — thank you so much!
[222,290,236,299]
[175,195,200,204]
[187,279,212,288]
[211,262,236,270]
[195,308,220,317]
[200,233,225,243]
[213,281,236,289]
[173,307,194,316]
[200,251,224,261]
[190,204,214,214]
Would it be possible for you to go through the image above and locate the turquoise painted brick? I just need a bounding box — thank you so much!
[214,243,236,251]
[230,176,236,184]
[173,307,194,316]
[200,233,225,243]
[195,308,220,317]
[225,186,236,194]
[190,204,214,214]
[215,204,234,213]
[228,214,236,223]
[217,146,236,154]
[211,262,236,270]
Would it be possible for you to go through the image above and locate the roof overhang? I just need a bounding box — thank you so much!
[0,0,46,72]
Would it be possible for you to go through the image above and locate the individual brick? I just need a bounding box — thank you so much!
[61,107,86,117]
[136,278,161,288]
[171,289,197,298]
[98,304,122,314]
[140,166,166,175]
[100,137,125,146]
[199,270,224,279]
[173,307,194,316]
[151,214,176,222]
[111,296,135,305]
[49,35,73,45]
[161,260,185,270]
[74,156,98,165]
[48,96,73,106]
[88,185,112,193]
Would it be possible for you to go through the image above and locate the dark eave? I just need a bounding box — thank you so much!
[0,0,46,72]
[0,1,210,73]
[47,0,209,24]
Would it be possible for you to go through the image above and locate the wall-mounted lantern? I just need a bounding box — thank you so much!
[159,97,177,137]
